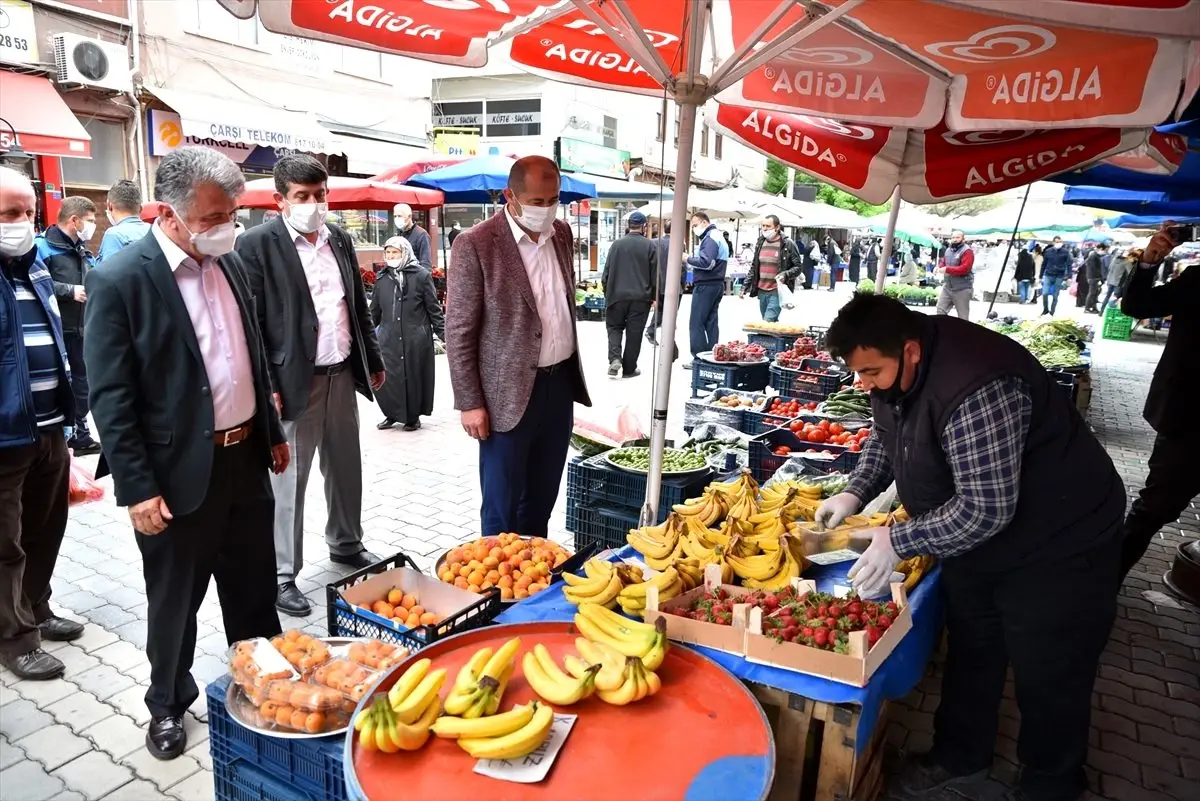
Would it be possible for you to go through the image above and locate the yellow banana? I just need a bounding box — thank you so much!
[573,613,656,659]
[594,657,642,706]
[582,560,613,581]
[643,541,684,572]
[617,567,679,601]
[393,667,447,725]
[393,697,440,750]
[443,680,492,717]
[432,702,535,739]
[481,637,521,682]
[451,649,491,694]
[574,638,627,691]
[457,701,554,760]
[580,601,659,635]
[376,706,400,754]
[639,619,669,671]
[358,707,378,751]
[642,666,662,697]
[725,547,784,581]
[563,568,622,607]
[387,658,431,709]
[485,661,514,715]
[743,539,802,591]
[522,650,597,706]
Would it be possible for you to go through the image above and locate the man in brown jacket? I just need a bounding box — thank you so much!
[447,157,591,538]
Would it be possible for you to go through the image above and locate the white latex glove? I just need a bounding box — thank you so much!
[815,492,861,530]
[846,526,900,599]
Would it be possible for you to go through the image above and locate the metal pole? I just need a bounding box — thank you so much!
[876,187,901,293]
[641,100,698,526]
[985,183,1032,318]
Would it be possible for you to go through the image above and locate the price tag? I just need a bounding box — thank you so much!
[473,713,577,783]
[805,548,861,566]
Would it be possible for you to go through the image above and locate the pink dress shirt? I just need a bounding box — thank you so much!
[152,224,257,430]
[284,219,351,367]
[505,209,574,366]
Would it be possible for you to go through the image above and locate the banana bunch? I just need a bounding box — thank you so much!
[455,701,555,760]
[761,481,822,521]
[561,558,623,607]
[674,557,705,591]
[574,603,668,664]
[386,658,448,725]
[672,487,728,527]
[616,566,682,617]
[591,653,661,706]
[627,514,684,570]
[522,644,599,705]
[679,532,735,584]
[724,534,806,591]
[711,470,759,503]
[356,693,440,753]
[895,555,934,590]
[441,638,520,718]
[724,488,760,522]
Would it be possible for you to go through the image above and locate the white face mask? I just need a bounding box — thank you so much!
[385,258,402,268]
[763,229,778,241]
[0,221,35,258]
[172,207,236,257]
[693,224,706,237]
[511,202,556,234]
[80,220,97,242]
[397,217,412,232]
[287,201,328,234]
[106,209,117,226]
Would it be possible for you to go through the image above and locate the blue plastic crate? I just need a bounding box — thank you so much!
[748,428,860,483]
[745,333,795,359]
[690,360,770,398]
[583,295,606,311]
[208,676,346,801]
[569,503,641,552]
[568,454,713,520]
[768,365,828,402]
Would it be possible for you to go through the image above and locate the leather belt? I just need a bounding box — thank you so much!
[314,361,348,376]
[538,358,573,375]
[214,421,253,448]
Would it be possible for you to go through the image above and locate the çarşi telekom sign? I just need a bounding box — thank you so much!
[146,107,331,160]
[147,109,256,164]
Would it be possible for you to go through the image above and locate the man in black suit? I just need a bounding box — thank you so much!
[236,155,384,617]
[84,146,289,760]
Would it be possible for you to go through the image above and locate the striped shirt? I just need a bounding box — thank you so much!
[6,269,65,427]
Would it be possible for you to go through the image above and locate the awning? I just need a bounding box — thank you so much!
[145,86,333,155]
[331,134,430,177]
[0,73,91,158]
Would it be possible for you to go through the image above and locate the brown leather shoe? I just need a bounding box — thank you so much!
[39,616,84,642]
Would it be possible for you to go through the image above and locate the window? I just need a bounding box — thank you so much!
[61,120,125,187]
[700,123,709,157]
[339,46,383,80]
[486,98,540,137]
[673,106,680,146]
[715,132,724,161]
[432,101,483,133]
[189,0,258,47]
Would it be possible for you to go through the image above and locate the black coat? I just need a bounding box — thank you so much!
[1121,262,1198,438]
[236,218,384,422]
[83,233,285,516]
[1014,250,1036,282]
[602,232,657,303]
[745,234,802,296]
[37,225,94,333]
[401,224,433,270]
[370,263,445,422]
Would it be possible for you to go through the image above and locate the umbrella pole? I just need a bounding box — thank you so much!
[642,100,699,527]
[985,184,1032,318]
[876,187,901,293]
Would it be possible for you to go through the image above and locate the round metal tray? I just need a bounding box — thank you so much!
[603,447,711,479]
[697,350,769,366]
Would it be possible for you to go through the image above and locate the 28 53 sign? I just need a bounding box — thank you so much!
[0,34,31,51]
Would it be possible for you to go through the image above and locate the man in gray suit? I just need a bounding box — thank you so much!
[447,157,591,538]
[236,154,385,617]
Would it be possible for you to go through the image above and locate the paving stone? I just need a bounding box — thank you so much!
[0,758,68,800]
[15,723,93,771]
[119,748,200,793]
[0,698,54,741]
[52,750,134,800]
[98,778,163,800]
[184,739,212,772]
[68,625,119,655]
[90,641,146,673]
[74,575,124,598]
[70,664,136,702]
[54,591,108,614]
[81,714,143,760]
[53,645,102,676]
[84,605,137,632]
[105,686,150,725]
[111,621,147,650]
[44,692,116,735]
[0,736,25,770]
[166,769,216,801]
[10,676,77,707]
[119,661,151,685]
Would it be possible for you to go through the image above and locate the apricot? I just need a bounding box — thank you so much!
[290,709,309,730]
[304,712,327,733]
[400,594,418,610]
[480,580,495,591]
[409,605,425,618]
[372,601,395,617]
[498,575,513,589]
[419,612,437,625]
[467,571,484,587]
[283,629,302,642]
[275,705,295,726]
[405,613,420,628]
[453,576,469,589]
[386,588,404,606]
[499,586,514,601]
[514,588,529,600]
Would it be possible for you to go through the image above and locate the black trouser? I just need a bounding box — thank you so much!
[606,299,651,374]
[64,332,91,440]
[802,264,815,289]
[0,428,69,658]
[139,434,280,718]
[933,540,1119,801]
[1084,278,1102,311]
[1075,274,1088,307]
[848,260,860,284]
[1121,432,1200,579]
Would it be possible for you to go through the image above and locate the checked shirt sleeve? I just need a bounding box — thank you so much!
[845,429,895,507]
[890,377,1032,559]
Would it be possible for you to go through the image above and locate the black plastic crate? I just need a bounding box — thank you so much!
[744,396,824,435]
[748,428,859,483]
[796,358,852,396]
[208,676,345,801]
[575,305,604,322]
[746,332,796,359]
[567,454,712,521]
[683,388,768,432]
[768,365,829,402]
[326,552,501,648]
[570,503,641,552]
[690,360,770,398]
[805,325,828,349]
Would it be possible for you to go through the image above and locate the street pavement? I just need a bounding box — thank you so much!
[0,283,1197,800]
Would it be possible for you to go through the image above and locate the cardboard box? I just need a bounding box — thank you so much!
[643,563,751,656]
[336,566,485,636]
[743,580,912,688]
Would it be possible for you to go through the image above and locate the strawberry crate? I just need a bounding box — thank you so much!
[325,552,501,648]
[746,332,796,359]
[691,360,770,398]
[749,428,859,483]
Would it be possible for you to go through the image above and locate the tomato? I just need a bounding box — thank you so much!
[848,442,861,452]
[808,429,828,443]
[774,446,791,456]
[818,419,831,431]
[857,428,871,439]
[806,401,818,410]
[789,421,803,433]
[829,422,844,435]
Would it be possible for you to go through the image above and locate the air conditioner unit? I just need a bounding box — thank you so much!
[53,34,131,93]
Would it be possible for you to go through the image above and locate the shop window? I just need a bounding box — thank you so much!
[715,133,724,161]
[486,98,540,137]
[339,46,383,80]
[432,101,483,133]
[700,123,709,157]
[188,0,259,47]
[60,119,126,187]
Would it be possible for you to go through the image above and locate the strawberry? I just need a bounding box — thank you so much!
[828,603,842,618]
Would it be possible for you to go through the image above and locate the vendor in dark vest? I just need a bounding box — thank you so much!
[816,293,1124,801]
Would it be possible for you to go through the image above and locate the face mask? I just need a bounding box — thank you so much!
[385,259,402,269]
[106,210,117,226]
[287,201,328,234]
[0,221,35,258]
[763,229,778,241]
[172,208,236,257]
[511,202,556,234]
[693,225,706,237]
[871,352,908,405]
[397,217,412,232]
[80,221,97,242]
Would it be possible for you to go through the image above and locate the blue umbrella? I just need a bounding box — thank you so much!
[1106,212,1200,228]
[1063,185,1200,217]
[406,154,595,203]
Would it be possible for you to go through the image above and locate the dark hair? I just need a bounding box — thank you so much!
[1096,242,1110,251]
[764,214,781,228]
[662,219,671,234]
[107,179,142,213]
[827,292,924,360]
[273,153,327,195]
[58,196,96,223]
[692,211,710,223]
[508,155,559,195]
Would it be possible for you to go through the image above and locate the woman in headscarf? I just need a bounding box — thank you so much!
[370,236,445,431]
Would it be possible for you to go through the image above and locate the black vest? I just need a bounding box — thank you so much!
[870,317,1124,573]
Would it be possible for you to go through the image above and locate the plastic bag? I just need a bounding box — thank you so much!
[571,406,647,456]
[68,454,104,505]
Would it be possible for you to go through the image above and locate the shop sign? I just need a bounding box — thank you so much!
[0,0,38,66]
[564,103,617,147]
[147,109,255,164]
[433,111,483,128]
[557,137,631,180]
[276,35,327,76]
[486,110,539,127]
[433,131,480,157]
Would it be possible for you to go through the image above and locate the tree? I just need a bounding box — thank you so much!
[922,196,1004,218]
[793,172,889,217]
[763,159,789,195]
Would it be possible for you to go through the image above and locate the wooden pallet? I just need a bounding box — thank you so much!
[750,684,888,801]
